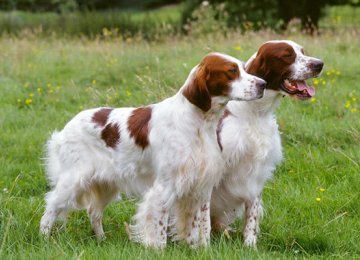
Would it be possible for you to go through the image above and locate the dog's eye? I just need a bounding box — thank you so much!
[283,53,292,58]
[228,68,237,74]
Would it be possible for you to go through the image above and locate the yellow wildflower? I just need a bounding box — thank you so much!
[23,83,29,88]
[102,27,112,36]
[29,93,34,97]
[336,71,341,76]
[316,197,321,202]
[47,83,52,87]
[319,188,326,192]
[326,71,331,76]
[345,101,350,109]
[126,90,132,97]
[352,97,357,101]
[25,99,32,105]
[321,80,326,85]
[351,108,357,113]
[311,97,316,103]
[234,45,242,51]
[17,99,21,103]
[313,79,319,86]
[37,87,42,92]
[48,89,54,93]
[57,86,61,90]
[79,105,84,110]
[92,79,97,85]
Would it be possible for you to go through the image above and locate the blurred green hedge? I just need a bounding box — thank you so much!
[0,0,182,12]
[182,0,359,33]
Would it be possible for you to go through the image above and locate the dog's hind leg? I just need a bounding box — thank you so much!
[40,172,82,237]
[86,182,118,240]
[40,190,72,237]
[40,202,61,237]
[88,205,105,240]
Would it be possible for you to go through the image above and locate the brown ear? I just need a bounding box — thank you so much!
[247,50,282,90]
[246,53,268,79]
[183,65,211,112]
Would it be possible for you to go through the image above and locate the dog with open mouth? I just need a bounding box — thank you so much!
[211,40,323,247]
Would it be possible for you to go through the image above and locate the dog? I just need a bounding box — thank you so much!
[40,52,266,248]
[211,40,323,247]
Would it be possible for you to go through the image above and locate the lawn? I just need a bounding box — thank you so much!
[0,5,181,39]
[0,9,360,260]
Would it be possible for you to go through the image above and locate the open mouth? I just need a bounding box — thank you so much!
[280,79,315,100]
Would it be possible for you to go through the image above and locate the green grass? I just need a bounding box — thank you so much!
[0,5,182,39]
[0,17,360,260]
[321,5,360,29]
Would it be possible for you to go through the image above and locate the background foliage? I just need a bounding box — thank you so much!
[0,0,359,35]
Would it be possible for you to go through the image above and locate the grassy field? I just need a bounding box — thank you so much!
[0,5,181,40]
[1,9,360,260]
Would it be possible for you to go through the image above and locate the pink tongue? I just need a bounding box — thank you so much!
[296,81,315,96]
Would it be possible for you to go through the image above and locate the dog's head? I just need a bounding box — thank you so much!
[183,52,266,112]
[246,40,323,100]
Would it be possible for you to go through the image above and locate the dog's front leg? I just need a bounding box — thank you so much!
[174,198,211,248]
[243,195,262,247]
[130,183,174,249]
[198,201,211,247]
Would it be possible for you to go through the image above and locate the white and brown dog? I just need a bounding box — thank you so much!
[40,53,266,248]
[211,40,323,247]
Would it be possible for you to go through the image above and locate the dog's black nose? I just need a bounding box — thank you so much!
[311,60,324,73]
[256,79,267,90]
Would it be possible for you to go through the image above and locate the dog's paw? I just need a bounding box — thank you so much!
[243,234,257,247]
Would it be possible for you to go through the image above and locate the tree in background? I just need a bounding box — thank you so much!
[0,0,181,12]
[278,0,327,34]
[0,0,358,33]
[182,0,359,34]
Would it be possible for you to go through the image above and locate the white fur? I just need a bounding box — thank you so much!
[40,53,264,248]
[211,40,323,247]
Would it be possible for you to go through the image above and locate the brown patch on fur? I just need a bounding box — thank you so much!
[216,109,232,151]
[183,53,240,112]
[127,106,152,149]
[92,108,113,126]
[246,42,296,91]
[92,108,120,148]
[101,123,120,148]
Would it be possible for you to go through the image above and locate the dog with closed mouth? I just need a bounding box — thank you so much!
[40,52,266,248]
[211,40,323,247]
